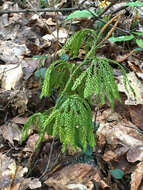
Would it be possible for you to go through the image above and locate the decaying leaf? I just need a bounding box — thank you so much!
[44,163,97,190]
[93,171,110,189]
[42,28,68,43]
[0,153,17,189]
[131,161,143,190]
[128,104,143,130]
[0,41,30,63]
[9,90,28,114]
[96,119,143,163]
[0,64,23,90]
[0,122,21,145]
[117,72,143,105]
[0,153,41,190]
[103,150,117,162]
[24,134,39,152]
[127,146,143,163]
[12,117,28,125]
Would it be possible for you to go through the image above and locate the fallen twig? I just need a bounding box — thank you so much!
[0,7,86,15]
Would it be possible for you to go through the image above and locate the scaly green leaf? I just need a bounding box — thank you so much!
[66,10,98,20]
[108,35,134,42]
[125,1,143,7]
[136,39,143,48]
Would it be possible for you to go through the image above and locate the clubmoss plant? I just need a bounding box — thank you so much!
[21,26,134,152]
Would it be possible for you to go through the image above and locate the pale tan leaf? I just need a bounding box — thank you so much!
[131,162,143,190]
[127,146,143,163]
[1,122,21,145]
[44,163,97,189]
[103,150,117,162]
[117,72,143,105]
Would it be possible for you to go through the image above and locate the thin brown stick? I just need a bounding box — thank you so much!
[0,7,86,15]
[104,14,121,40]
[99,13,121,35]
[117,49,136,63]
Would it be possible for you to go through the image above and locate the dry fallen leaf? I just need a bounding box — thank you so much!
[67,184,87,190]
[131,161,143,190]
[12,117,28,125]
[117,72,143,105]
[42,28,68,43]
[0,41,30,63]
[26,178,41,189]
[103,150,117,162]
[46,18,56,26]
[10,90,28,114]
[96,120,143,163]
[1,122,21,145]
[0,64,23,90]
[93,171,110,189]
[24,134,39,152]
[127,146,143,163]
[0,153,17,189]
[0,153,41,190]
[128,104,143,130]
[44,163,97,190]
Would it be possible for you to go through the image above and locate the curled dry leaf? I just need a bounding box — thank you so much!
[97,121,143,147]
[131,161,143,190]
[127,146,143,163]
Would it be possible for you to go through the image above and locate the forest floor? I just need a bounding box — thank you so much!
[0,0,143,190]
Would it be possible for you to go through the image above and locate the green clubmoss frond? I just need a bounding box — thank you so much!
[57,95,95,151]
[34,110,59,150]
[41,60,76,98]
[100,57,136,97]
[21,113,45,143]
[21,95,95,152]
[72,57,122,107]
[61,28,98,57]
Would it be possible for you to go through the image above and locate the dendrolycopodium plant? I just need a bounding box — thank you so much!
[21,15,134,153]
